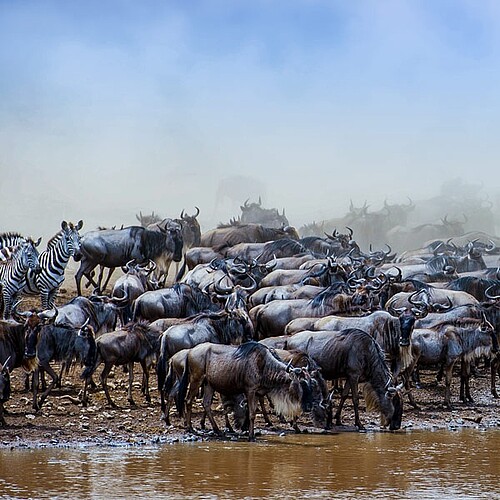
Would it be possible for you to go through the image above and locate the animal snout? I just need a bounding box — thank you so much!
[24,349,36,359]
[399,339,410,347]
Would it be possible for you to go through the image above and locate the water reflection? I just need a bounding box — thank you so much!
[1,430,499,499]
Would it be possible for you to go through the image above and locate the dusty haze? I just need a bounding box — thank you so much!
[1,1,499,241]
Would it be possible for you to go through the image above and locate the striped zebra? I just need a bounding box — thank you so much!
[0,245,20,263]
[0,232,26,249]
[22,220,83,309]
[0,237,42,319]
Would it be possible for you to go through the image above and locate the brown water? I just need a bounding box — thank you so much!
[1,430,499,499]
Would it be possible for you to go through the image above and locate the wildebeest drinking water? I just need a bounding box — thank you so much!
[285,328,404,431]
[176,341,316,441]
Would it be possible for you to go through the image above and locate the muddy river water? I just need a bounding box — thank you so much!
[1,429,499,499]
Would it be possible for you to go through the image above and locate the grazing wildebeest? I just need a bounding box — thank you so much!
[75,225,183,294]
[176,341,316,440]
[0,357,11,426]
[285,329,404,431]
[132,283,219,322]
[156,309,255,397]
[407,319,498,408]
[82,321,162,407]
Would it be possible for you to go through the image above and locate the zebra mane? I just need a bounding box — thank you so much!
[46,231,63,251]
[0,232,25,249]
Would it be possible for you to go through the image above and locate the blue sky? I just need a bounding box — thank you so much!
[1,0,499,234]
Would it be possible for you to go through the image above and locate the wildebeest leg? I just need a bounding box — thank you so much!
[460,359,474,403]
[100,267,116,294]
[127,362,136,406]
[140,360,151,403]
[444,363,454,409]
[185,375,203,434]
[0,402,5,427]
[201,385,222,436]
[491,355,499,398]
[349,379,364,430]
[334,380,352,427]
[246,391,258,441]
[259,396,273,426]
[37,364,59,411]
[101,363,117,408]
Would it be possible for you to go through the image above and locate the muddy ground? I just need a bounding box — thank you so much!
[1,281,500,449]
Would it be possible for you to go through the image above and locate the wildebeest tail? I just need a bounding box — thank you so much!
[176,356,190,418]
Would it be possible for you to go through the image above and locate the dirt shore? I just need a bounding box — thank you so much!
[2,284,500,449]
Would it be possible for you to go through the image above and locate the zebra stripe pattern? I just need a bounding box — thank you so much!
[0,237,42,319]
[0,232,26,250]
[22,220,83,309]
[0,245,20,263]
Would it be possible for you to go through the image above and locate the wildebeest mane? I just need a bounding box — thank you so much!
[139,227,170,259]
[257,239,307,262]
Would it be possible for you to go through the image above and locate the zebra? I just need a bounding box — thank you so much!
[0,237,42,319]
[21,220,83,309]
[0,232,26,249]
[0,245,20,263]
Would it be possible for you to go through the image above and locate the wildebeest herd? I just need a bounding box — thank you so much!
[0,200,499,441]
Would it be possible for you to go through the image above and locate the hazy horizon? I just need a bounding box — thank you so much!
[1,1,500,240]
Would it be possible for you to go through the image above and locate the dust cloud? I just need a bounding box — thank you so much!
[1,2,500,242]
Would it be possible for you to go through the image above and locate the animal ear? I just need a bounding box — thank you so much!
[76,220,84,230]
[61,221,68,231]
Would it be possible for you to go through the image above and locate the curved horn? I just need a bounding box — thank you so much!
[214,276,233,295]
[265,254,278,271]
[431,297,453,312]
[38,305,58,321]
[485,285,500,301]
[180,209,185,219]
[1,356,11,372]
[485,240,496,253]
[345,226,353,238]
[239,275,257,293]
[194,206,200,218]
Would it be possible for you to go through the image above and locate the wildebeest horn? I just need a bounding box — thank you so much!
[1,356,11,372]
[388,304,406,317]
[408,290,428,310]
[485,240,496,253]
[431,297,453,312]
[345,226,353,238]
[239,275,257,293]
[265,254,278,271]
[38,305,58,321]
[215,276,233,295]
[180,209,185,219]
[485,285,500,301]
[193,206,200,218]
[111,289,129,305]
[285,360,293,372]
[243,198,249,208]
[387,266,402,282]
[258,196,262,206]
[79,318,90,330]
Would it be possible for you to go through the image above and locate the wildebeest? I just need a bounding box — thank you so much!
[407,319,497,407]
[132,283,219,322]
[200,223,299,251]
[156,309,255,394]
[75,225,183,295]
[285,310,414,378]
[27,296,120,410]
[111,260,157,324]
[250,289,356,339]
[82,321,162,407]
[285,329,404,430]
[239,197,289,228]
[176,341,316,440]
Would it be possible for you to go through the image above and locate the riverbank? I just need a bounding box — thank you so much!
[1,359,499,449]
